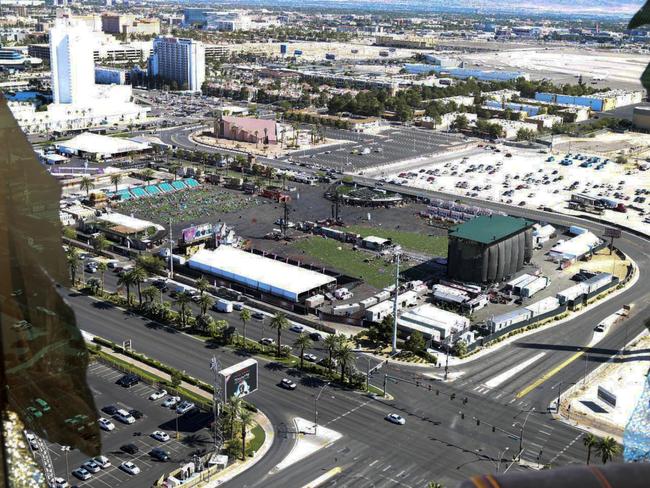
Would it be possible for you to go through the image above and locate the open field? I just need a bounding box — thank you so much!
[115,186,261,225]
[294,237,430,288]
[344,224,448,256]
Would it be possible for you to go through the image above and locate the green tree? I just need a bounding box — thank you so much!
[239,409,255,460]
[79,176,95,197]
[453,340,468,357]
[173,291,192,328]
[196,314,215,334]
[110,173,122,192]
[596,436,619,464]
[96,261,108,292]
[195,276,210,296]
[226,396,243,440]
[131,266,148,306]
[208,318,226,340]
[92,233,109,253]
[87,277,101,295]
[118,269,137,305]
[451,114,469,131]
[135,254,166,275]
[335,342,355,384]
[583,433,597,465]
[65,247,80,284]
[240,308,251,348]
[142,285,158,308]
[197,294,213,316]
[294,333,314,370]
[63,226,76,240]
[405,331,426,354]
[324,334,343,373]
[170,369,182,388]
[269,312,289,356]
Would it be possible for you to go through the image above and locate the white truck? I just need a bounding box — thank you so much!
[214,298,233,313]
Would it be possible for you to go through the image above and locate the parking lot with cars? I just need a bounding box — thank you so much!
[286,126,467,172]
[40,362,213,488]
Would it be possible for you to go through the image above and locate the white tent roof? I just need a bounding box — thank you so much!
[549,231,601,259]
[188,247,335,300]
[398,304,469,339]
[56,132,150,156]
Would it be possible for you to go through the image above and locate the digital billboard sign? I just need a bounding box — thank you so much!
[218,358,258,403]
[181,223,214,244]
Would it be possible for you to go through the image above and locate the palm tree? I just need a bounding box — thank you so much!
[427,483,445,488]
[596,436,619,464]
[79,176,95,197]
[583,433,598,465]
[131,266,148,306]
[269,312,289,356]
[96,261,108,292]
[195,276,209,296]
[324,334,343,373]
[118,270,137,305]
[239,409,255,460]
[170,163,181,181]
[227,396,243,440]
[110,173,122,193]
[198,294,213,316]
[92,233,109,253]
[335,342,355,385]
[65,247,80,284]
[142,168,154,180]
[239,308,251,349]
[142,285,158,308]
[173,291,192,328]
[294,333,313,370]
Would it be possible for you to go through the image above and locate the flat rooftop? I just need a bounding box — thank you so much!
[448,215,534,245]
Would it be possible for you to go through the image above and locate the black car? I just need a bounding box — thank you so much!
[252,311,264,320]
[101,405,118,416]
[117,373,140,388]
[309,332,322,341]
[128,409,143,420]
[121,443,139,455]
[150,447,170,462]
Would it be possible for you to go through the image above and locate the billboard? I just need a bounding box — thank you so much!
[218,358,258,403]
[181,223,214,244]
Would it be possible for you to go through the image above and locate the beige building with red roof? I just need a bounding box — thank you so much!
[215,116,278,145]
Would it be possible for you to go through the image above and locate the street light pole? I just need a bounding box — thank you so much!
[496,447,509,473]
[515,408,535,457]
[313,382,330,435]
[391,251,401,354]
[61,445,71,484]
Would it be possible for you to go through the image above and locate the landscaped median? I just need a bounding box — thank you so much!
[84,334,274,487]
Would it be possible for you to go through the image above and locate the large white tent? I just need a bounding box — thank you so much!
[188,247,336,302]
[55,132,150,159]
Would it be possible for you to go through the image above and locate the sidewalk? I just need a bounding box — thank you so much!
[84,334,275,486]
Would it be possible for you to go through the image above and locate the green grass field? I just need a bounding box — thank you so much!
[294,237,403,288]
[344,225,448,256]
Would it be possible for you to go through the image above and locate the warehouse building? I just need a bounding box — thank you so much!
[188,247,336,302]
[397,304,470,344]
[447,215,535,284]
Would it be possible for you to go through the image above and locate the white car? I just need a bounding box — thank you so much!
[385,413,406,425]
[120,461,140,475]
[259,337,275,346]
[82,460,101,474]
[152,430,170,442]
[98,418,115,431]
[280,378,297,390]
[94,455,111,469]
[114,409,135,424]
[53,477,69,488]
[289,324,304,333]
[162,396,181,408]
[302,353,318,362]
[176,401,195,415]
[149,389,168,401]
[72,468,91,481]
[24,432,39,450]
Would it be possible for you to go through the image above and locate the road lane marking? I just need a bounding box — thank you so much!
[515,350,585,398]
[301,467,343,488]
[484,353,546,389]
[369,459,378,467]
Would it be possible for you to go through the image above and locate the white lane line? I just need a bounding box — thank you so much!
[369,460,378,467]
[484,352,546,388]
[382,465,392,472]
[539,430,552,436]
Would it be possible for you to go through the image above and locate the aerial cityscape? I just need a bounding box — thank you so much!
[0,0,649,487]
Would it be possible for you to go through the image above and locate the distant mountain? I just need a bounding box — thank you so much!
[221,0,642,17]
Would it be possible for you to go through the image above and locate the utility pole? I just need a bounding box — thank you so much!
[391,251,401,354]
[168,217,174,279]
[210,356,223,452]
[313,382,330,435]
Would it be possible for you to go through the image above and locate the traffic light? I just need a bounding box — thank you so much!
[492,425,496,433]
[462,397,468,405]
[416,381,420,387]
[450,393,456,400]
[476,419,481,426]
[461,412,465,419]
[428,384,432,391]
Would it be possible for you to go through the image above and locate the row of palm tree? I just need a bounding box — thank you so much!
[583,433,619,465]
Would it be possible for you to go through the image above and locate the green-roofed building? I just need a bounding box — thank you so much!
[447,215,535,283]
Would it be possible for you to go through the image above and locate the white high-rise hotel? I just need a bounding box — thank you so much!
[149,36,205,92]
[8,18,148,134]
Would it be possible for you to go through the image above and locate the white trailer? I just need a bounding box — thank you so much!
[214,298,233,313]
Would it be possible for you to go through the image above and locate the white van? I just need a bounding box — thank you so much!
[114,409,135,424]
